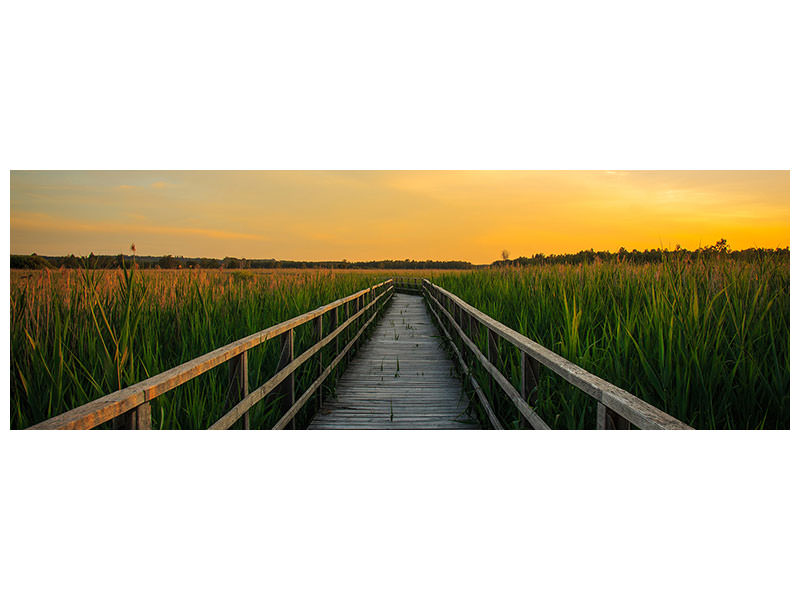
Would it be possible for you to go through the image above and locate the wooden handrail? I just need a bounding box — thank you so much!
[422,280,692,430]
[211,286,392,429]
[394,277,423,292]
[29,280,394,430]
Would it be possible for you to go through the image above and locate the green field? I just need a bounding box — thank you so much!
[10,256,790,429]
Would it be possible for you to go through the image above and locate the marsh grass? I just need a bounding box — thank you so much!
[11,267,387,429]
[431,256,789,430]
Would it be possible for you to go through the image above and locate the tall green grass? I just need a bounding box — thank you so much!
[11,268,387,429]
[431,256,789,429]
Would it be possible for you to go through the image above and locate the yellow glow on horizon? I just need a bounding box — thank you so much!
[10,171,789,263]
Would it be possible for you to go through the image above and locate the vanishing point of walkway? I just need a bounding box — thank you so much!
[309,293,476,429]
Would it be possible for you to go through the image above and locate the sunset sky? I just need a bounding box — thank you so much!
[10,171,789,264]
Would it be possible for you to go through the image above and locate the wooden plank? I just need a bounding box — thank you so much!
[309,293,476,430]
[29,279,393,430]
[424,280,692,430]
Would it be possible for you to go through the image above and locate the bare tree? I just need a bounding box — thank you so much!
[501,249,510,261]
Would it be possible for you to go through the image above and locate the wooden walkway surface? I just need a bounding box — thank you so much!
[308,293,476,429]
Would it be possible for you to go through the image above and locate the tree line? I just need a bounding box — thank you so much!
[492,240,789,267]
[10,240,789,270]
[9,254,475,270]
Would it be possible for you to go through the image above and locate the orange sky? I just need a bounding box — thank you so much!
[10,171,789,263]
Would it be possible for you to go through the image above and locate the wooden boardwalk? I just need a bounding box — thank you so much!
[29,278,691,430]
[309,293,475,429]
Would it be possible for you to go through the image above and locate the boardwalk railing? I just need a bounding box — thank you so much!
[393,277,423,294]
[28,275,692,431]
[29,280,394,430]
[422,279,693,430]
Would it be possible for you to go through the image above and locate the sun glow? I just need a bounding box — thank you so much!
[10,170,789,263]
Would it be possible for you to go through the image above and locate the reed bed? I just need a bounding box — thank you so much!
[11,257,789,430]
[10,268,388,429]
[430,256,789,429]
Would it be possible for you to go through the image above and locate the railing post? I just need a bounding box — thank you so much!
[357,295,364,347]
[356,296,362,349]
[519,350,539,429]
[331,306,339,378]
[278,329,295,429]
[113,393,152,429]
[597,399,631,430]
[227,350,249,429]
[135,398,152,430]
[487,326,500,417]
[344,300,351,363]
[455,305,466,356]
[315,315,323,412]
[111,386,152,429]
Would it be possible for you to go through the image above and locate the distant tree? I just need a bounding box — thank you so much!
[10,254,52,269]
[158,255,178,269]
[223,256,249,269]
[501,249,510,261]
[62,254,81,268]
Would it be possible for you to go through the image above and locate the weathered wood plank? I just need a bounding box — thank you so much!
[309,293,476,430]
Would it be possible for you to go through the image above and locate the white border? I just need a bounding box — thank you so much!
[2,2,796,599]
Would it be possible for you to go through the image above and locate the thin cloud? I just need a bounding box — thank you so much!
[12,212,266,242]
